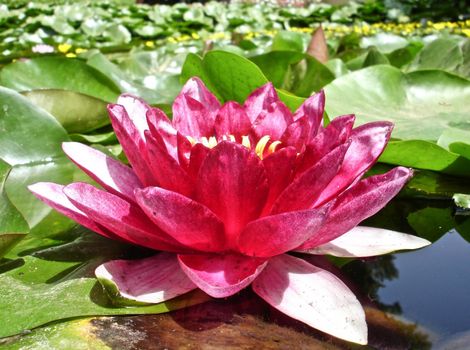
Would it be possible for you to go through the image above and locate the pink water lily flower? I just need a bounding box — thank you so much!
[29,78,430,345]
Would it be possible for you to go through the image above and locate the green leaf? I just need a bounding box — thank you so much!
[181,51,304,111]
[360,33,409,54]
[324,65,470,141]
[409,38,463,72]
[362,47,390,67]
[454,193,470,209]
[0,87,77,230]
[0,160,29,258]
[379,140,470,177]
[0,230,209,338]
[22,89,109,133]
[407,207,454,242]
[271,30,305,52]
[0,57,120,103]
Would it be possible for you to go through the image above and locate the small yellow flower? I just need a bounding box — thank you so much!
[75,48,87,54]
[65,53,77,58]
[145,41,155,48]
[58,44,72,53]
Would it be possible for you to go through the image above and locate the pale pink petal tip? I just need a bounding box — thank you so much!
[253,254,368,345]
[95,253,197,304]
[301,226,431,258]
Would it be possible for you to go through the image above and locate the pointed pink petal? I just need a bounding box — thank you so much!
[95,253,197,304]
[178,253,267,298]
[117,93,151,140]
[108,104,156,186]
[173,77,221,138]
[293,90,325,139]
[63,182,188,252]
[253,254,367,345]
[135,187,226,252]
[28,182,117,240]
[145,132,194,197]
[252,101,293,140]
[300,226,430,257]
[146,107,178,160]
[176,131,192,170]
[271,142,349,214]
[299,166,413,249]
[261,147,297,215]
[238,205,330,258]
[243,82,279,123]
[62,142,142,202]
[313,121,393,207]
[196,142,268,248]
[214,101,252,139]
[281,116,311,151]
[297,114,355,175]
[187,143,210,180]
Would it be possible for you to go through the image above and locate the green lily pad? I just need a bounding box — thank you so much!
[180,51,305,111]
[22,89,109,133]
[0,160,29,258]
[324,65,470,141]
[0,57,120,103]
[0,229,209,338]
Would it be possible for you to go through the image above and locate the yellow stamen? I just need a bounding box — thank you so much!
[186,136,196,145]
[255,135,270,159]
[229,135,236,142]
[242,135,251,149]
[208,136,217,148]
[268,141,282,154]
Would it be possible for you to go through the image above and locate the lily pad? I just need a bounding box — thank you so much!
[180,51,305,111]
[324,65,470,141]
[0,57,120,103]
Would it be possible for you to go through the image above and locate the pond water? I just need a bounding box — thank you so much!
[379,230,470,349]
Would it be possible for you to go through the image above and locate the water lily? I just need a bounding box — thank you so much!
[29,78,430,345]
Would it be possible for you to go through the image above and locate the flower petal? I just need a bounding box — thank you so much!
[214,101,252,139]
[252,254,367,345]
[238,206,330,258]
[300,226,431,257]
[196,141,268,248]
[145,131,194,197]
[299,166,413,249]
[95,253,197,304]
[108,104,156,186]
[313,121,393,207]
[135,187,226,252]
[252,101,293,140]
[243,82,279,123]
[187,143,210,180]
[281,116,311,151]
[261,146,297,215]
[63,182,187,252]
[117,93,151,140]
[272,142,349,214]
[178,253,267,298]
[62,142,142,202]
[172,77,221,138]
[293,90,325,138]
[146,107,178,160]
[28,182,117,240]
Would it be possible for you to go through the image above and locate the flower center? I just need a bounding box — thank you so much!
[187,135,282,159]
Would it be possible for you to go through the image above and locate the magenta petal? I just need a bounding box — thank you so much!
[281,116,310,151]
[187,143,210,180]
[62,142,142,202]
[252,254,367,345]
[272,142,350,214]
[214,101,252,138]
[238,206,330,257]
[146,107,178,160]
[108,104,156,186]
[145,131,194,197]
[178,253,268,298]
[63,182,187,252]
[196,142,268,248]
[117,94,151,140]
[176,132,192,169]
[297,114,355,175]
[95,253,197,304]
[28,182,117,240]
[293,90,325,139]
[261,147,297,215]
[252,101,293,140]
[243,82,279,123]
[135,187,226,252]
[173,77,221,138]
[299,166,413,249]
[313,121,393,207]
